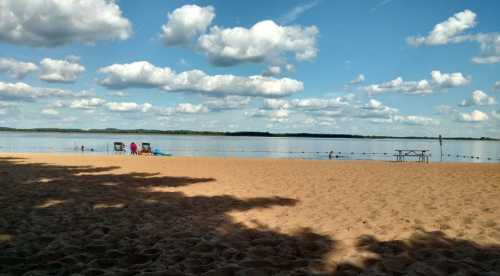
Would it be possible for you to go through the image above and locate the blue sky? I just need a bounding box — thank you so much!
[0,0,499,137]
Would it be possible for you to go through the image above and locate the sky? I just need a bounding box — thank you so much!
[0,0,499,137]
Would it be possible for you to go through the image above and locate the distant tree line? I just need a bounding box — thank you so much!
[0,127,497,141]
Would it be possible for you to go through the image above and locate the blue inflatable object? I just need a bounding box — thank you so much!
[153,149,171,156]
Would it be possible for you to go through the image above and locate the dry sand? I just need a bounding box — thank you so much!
[1,153,500,275]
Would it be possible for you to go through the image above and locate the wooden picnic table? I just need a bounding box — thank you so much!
[394,149,430,163]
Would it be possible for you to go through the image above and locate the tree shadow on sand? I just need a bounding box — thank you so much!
[1,157,499,275]
[335,230,500,276]
[0,157,335,275]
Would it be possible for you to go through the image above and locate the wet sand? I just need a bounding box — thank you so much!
[1,153,500,275]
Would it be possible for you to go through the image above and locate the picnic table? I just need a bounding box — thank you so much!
[394,149,430,163]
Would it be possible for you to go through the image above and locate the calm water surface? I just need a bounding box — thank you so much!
[0,131,499,163]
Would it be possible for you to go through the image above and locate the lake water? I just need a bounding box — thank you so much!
[0,131,499,163]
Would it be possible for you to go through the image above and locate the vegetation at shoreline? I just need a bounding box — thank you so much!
[0,127,497,141]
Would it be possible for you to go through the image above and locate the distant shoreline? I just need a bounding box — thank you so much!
[0,127,498,141]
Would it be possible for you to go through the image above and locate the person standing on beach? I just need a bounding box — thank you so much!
[130,142,138,155]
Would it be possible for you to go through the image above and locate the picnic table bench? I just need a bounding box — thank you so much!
[394,149,430,163]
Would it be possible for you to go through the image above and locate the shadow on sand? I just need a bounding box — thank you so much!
[0,156,499,275]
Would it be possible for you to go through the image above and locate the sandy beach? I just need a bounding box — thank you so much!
[1,153,500,275]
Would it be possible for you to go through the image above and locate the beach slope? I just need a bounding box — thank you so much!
[1,154,500,275]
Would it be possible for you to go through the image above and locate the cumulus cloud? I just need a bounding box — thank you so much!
[98,61,303,98]
[161,5,215,46]
[459,90,496,107]
[362,70,470,95]
[260,95,399,120]
[198,20,318,66]
[349,74,365,85]
[39,57,85,83]
[270,109,290,122]
[262,99,291,110]
[0,0,132,47]
[456,110,489,122]
[407,9,477,46]
[0,57,38,79]
[407,10,500,64]
[257,96,439,128]
[175,103,209,114]
[356,99,398,119]
[70,98,106,109]
[0,81,73,102]
[106,102,152,113]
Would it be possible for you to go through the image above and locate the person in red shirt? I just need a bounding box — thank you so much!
[130,142,138,155]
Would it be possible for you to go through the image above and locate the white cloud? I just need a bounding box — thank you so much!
[362,70,470,95]
[494,81,500,91]
[263,66,282,77]
[110,91,128,97]
[471,56,500,64]
[456,110,489,122]
[435,105,456,115]
[0,0,132,47]
[0,101,18,116]
[249,108,290,122]
[41,108,59,116]
[106,102,152,113]
[291,97,351,110]
[270,109,289,122]
[362,99,384,110]
[471,33,500,64]
[175,103,208,114]
[70,98,106,109]
[407,9,476,46]
[263,99,291,110]
[39,57,85,83]
[492,110,500,120]
[279,1,320,24]
[263,95,353,110]
[198,20,318,66]
[393,115,439,126]
[98,61,303,98]
[371,0,393,12]
[0,57,38,79]
[204,96,251,111]
[47,99,66,108]
[357,99,398,119]
[349,74,365,85]
[407,10,500,64]
[459,90,496,107]
[161,5,215,46]
[431,70,470,88]
[363,77,431,95]
[259,95,405,122]
[0,81,72,102]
